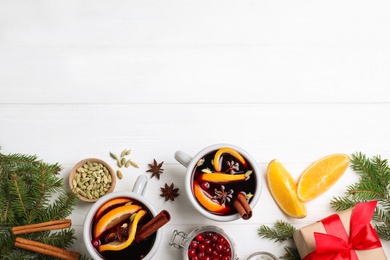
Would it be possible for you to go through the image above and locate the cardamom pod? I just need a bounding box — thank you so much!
[109,152,118,160]
[125,159,132,168]
[120,149,128,158]
[117,159,123,168]
[117,170,123,179]
[129,160,139,168]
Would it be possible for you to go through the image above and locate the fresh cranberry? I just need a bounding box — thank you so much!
[198,243,206,251]
[215,243,224,252]
[190,241,199,249]
[188,249,197,257]
[217,236,226,245]
[196,234,204,242]
[205,231,213,238]
[203,238,212,245]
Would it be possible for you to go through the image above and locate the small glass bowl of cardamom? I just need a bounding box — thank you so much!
[69,158,116,202]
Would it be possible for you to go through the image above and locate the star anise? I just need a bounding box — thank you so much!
[214,185,233,206]
[147,159,164,179]
[160,183,180,201]
[225,160,240,174]
[104,223,129,243]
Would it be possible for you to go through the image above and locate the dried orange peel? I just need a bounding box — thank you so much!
[94,204,141,238]
[297,154,350,201]
[98,209,146,252]
[193,181,227,213]
[198,171,252,184]
[94,197,132,221]
[213,147,247,172]
[266,159,306,218]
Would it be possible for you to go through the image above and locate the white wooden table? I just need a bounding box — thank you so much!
[1,1,390,259]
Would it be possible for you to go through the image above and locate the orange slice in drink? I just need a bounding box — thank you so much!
[297,154,350,201]
[193,181,227,213]
[198,172,251,184]
[213,147,247,172]
[98,209,146,252]
[95,198,132,221]
[94,204,141,239]
[267,159,306,218]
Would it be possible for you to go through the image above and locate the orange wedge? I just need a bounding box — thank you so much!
[193,181,227,213]
[267,159,306,218]
[213,147,247,172]
[297,154,350,201]
[94,204,141,239]
[95,198,132,221]
[98,209,146,252]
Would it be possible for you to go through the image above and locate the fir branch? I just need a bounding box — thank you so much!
[0,151,79,259]
[375,224,390,241]
[329,196,360,211]
[258,220,297,242]
[44,190,78,221]
[258,220,299,259]
[37,229,77,249]
[10,174,29,219]
[331,152,390,240]
[280,246,300,260]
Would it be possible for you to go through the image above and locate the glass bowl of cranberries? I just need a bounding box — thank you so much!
[169,225,237,260]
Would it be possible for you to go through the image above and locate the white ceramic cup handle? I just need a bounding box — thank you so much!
[132,175,148,195]
[174,150,192,168]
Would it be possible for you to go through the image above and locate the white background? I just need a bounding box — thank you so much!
[1,0,390,259]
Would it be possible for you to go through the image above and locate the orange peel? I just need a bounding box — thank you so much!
[94,204,141,239]
[94,197,132,221]
[98,209,146,252]
[198,171,251,184]
[193,181,227,213]
[213,147,247,172]
[266,159,306,218]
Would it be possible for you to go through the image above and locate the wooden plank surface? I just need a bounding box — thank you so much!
[1,0,390,259]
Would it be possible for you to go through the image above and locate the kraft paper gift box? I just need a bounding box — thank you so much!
[293,201,386,259]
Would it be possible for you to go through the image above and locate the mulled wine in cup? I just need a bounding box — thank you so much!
[83,175,169,260]
[174,144,261,222]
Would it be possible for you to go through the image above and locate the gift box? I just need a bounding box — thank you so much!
[293,201,386,259]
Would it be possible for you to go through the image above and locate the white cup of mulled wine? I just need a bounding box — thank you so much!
[174,143,261,222]
[83,175,170,260]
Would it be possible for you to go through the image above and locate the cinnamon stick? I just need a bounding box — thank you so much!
[135,210,171,242]
[15,237,80,260]
[233,193,252,220]
[12,219,72,235]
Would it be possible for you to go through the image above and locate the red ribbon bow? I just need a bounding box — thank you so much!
[303,200,382,260]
